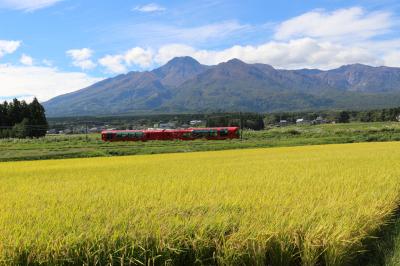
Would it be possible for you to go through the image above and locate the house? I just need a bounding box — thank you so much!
[89,127,100,133]
[279,120,288,126]
[155,122,176,129]
[46,129,58,134]
[296,118,308,125]
[311,116,326,125]
[60,129,72,134]
[190,120,203,126]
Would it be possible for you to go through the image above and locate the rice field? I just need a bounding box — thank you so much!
[1,142,400,265]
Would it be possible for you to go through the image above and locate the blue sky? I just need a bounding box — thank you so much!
[1,0,400,101]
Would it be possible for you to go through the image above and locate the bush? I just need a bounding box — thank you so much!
[12,119,30,138]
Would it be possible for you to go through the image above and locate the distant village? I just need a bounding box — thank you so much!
[46,116,335,135]
[47,119,207,135]
[46,107,400,135]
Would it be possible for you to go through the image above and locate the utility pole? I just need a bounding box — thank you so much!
[239,112,243,140]
[85,122,88,142]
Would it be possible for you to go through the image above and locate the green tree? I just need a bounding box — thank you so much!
[0,98,48,139]
[12,118,30,138]
[337,111,350,123]
[8,98,23,125]
[28,97,48,138]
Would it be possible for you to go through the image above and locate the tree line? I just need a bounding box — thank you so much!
[206,113,265,130]
[265,107,400,125]
[0,98,48,138]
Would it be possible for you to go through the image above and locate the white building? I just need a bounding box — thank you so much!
[296,118,308,125]
[156,122,176,129]
[279,120,288,126]
[190,120,203,126]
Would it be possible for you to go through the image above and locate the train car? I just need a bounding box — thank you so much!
[101,127,240,142]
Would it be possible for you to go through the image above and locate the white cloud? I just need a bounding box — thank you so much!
[164,21,250,44]
[66,48,92,61]
[383,51,400,67]
[0,64,103,101]
[66,48,96,70]
[154,44,197,64]
[42,59,53,66]
[0,40,20,58]
[112,20,252,47]
[89,5,400,72]
[133,3,165,13]
[124,47,153,68]
[0,0,63,11]
[99,47,154,73]
[98,55,126,74]
[152,39,384,69]
[20,54,33,66]
[97,37,391,73]
[0,94,35,102]
[274,7,392,42]
[149,7,399,69]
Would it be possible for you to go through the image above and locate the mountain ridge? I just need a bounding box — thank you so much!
[43,57,400,117]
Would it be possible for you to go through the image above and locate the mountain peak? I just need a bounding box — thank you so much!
[338,63,373,71]
[225,58,246,65]
[165,56,201,66]
[152,56,208,87]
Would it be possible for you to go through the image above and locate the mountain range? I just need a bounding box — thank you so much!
[44,56,400,117]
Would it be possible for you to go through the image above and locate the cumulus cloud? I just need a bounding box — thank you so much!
[152,39,384,69]
[124,47,153,68]
[20,54,33,66]
[150,7,398,69]
[133,3,165,13]
[98,55,126,74]
[95,7,400,71]
[101,34,391,72]
[383,51,400,67]
[99,47,153,73]
[0,40,20,58]
[154,44,196,64]
[0,0,63,11]
[274,7,392,42]
[0,64,103,101]
[66,48,96,70]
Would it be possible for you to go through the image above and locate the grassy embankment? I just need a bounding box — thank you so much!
[1,142,400,265]
[1,122,400,162]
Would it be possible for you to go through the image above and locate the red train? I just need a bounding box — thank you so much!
[101,127,240,142]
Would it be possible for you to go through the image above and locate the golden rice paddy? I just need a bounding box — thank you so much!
[1,142,400,265]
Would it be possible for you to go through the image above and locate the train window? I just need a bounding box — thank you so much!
[128,132,144,138]
[106,133,114,140]
[116,133,128,138]
[193,129,217,137]
[219,129,229,136]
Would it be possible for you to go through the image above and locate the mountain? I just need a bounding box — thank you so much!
[44,57,400,117]
[153,56,210,87]
[307,64,400,93]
